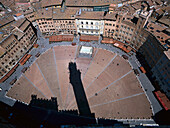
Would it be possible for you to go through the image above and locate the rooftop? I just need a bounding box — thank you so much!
[121,20,136,28]
[0,22,15,42]
[76,11,104,20]
[35,8,53,19]
[0,0,15,7]
[146,22,170,48]
[53,8,78,20]
[0,18,30,42]
[40,0,63,8]
[65,0,122,7]
[14,13,22,17]
[12,18,30,32]
[0,14,15,27]
[104,12,117,20]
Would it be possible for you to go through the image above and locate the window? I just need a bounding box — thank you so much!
[91,22,93,25]
[156,30,160,33]
[81,22,83,24]
[2,69,6,73]
[86,22,88,24]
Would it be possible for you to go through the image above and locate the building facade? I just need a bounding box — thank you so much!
[75,11,104,36]
[0,18,37,79]
[35,8,78,36]
[137,31,170,97]
[151,50,170,98]
[103,12,147,50]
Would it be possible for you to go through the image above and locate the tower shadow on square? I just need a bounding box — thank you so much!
[68,62,95,118]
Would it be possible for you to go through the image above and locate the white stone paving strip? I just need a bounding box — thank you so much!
[88,70,133,100]
[66,48,100,109]
[74,44,79,62]
[85,53,117,90]
[35,62,55,97]
[63,83,71,109]
[52,47,63,108]
[82,48,99,80]
[70,70,133,109]
[91,92,144,108]
[0,40,162,119]
[70,53,118,109]
[22,74,48,99]
[64,44,79,108]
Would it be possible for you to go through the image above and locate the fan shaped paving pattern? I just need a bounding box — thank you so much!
[7,45,152,119]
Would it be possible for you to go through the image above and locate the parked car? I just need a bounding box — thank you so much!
[21,67,28,73]
[35,52,41,58]
[122,55,128,60]
[134,69,140,76]
[10,78,17,85]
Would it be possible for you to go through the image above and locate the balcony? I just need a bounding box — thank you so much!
[79,27,100,31]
